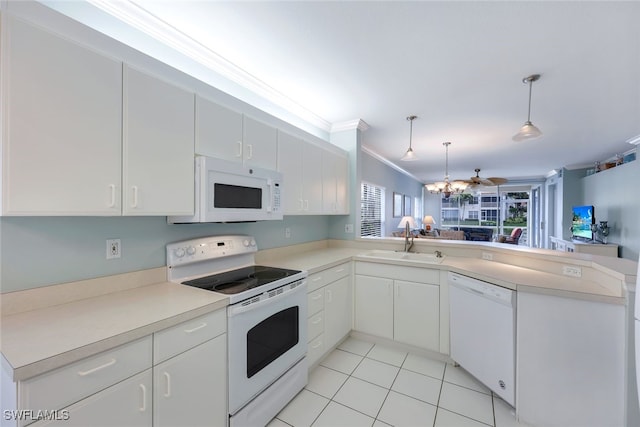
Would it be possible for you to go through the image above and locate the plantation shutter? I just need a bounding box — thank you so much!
[360,182,383,237]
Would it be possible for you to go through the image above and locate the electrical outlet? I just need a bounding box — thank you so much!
[345,224,354,233]
[562,265,582,278]
[106,239,121,259]
[285,227,291,239]
[482,252,493,261]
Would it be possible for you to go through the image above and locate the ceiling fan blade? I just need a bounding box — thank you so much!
[487,177,508,185]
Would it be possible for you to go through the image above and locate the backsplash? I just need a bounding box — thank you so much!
[0,215,344,292]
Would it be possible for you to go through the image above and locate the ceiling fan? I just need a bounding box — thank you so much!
[466,168,508,187]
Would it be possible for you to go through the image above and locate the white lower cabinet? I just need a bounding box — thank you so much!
[31,370,152,427]
[305,263,352,367]
[153,335,226,427]
[354,262,440,352]
[6,310,227,427]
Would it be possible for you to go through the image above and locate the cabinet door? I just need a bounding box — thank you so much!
[354,275,393,339]
[243,116,277,170]
[2,17,122,215]
[324,277,352,349]
[195,95,243,160]
[322,150,349,214]
[123,66,194,215]
[277,131,304,213]
[154,335,227,427]
[32,370,152,427]
[394,280,439,351]
[302,143,324,213]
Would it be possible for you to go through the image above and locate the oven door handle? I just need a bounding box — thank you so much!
[228,280,307,317]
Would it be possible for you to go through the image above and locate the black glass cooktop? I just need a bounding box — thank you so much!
[182,265,302,295]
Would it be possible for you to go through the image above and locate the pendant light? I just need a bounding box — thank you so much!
[512,74,542,141]
[401,115,418,161]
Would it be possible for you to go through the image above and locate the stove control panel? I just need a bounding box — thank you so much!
[167,235,257,266]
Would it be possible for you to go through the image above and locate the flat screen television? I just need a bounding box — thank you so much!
[571,205,595,241]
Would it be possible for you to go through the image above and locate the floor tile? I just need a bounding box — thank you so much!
[306,365,349,399]
[443,364,491,395]
[372,420,393,427]
[377,390,437,427]
[276,389,329,427]
[366,344,407,367]
[311,401,375,427]
[352,357,400,388]
[267,418,292,427]
[435,407,492,426]
[493,396,524,427]
[439,382,494,426]
[332,376,389,418]
[391,368,442,405]
[403,352,446,380]
[320,349,363,375]
[338,337,375,356]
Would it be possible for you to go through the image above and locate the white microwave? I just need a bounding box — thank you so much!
[168,156,283,223]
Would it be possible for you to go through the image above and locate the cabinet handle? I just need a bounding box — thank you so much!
[184,322,207,334]
[311,293,323,300]
[304,200,309,211]
[312,317,322,325]
[247,144,253,159]
[131,186,139,208]
[236,141,242,158]
[311,340,323,349]
[299,199,304,210]
[139,384,147,412]
[326,289,333,303]
[108,184,116,208]
[163,372,171,397]
[335,268,345,273]
[77,358,116,376]
[311,276,323,283]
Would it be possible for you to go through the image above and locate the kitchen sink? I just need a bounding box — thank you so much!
[359,250,445,264]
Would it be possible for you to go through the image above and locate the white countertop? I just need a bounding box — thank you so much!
[2,239,634,382]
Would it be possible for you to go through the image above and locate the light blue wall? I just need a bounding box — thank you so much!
[0,216,329,292]
[361,152,424,236]
[578,159,640,260]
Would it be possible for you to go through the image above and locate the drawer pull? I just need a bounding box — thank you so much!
[163,372,171,397]
[311,276,322,282]
[311,294,323,301]
[184,322,207,333]
[311,340,323,349]
[335,268,345,273]
[77,358,116,376]
[312,317,322,325]
[139,384,147,412]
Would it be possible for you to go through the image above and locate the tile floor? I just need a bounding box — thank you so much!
[269,337,527,427]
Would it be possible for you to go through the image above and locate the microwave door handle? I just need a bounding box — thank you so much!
[266,179,273,213]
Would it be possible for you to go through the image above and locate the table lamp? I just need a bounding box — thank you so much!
[423,215,436,231]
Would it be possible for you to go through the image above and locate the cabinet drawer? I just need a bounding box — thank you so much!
[308,262,351,292]
[19,336,152,414]
[307,335,325,368]
[307,289,325,315]
[154,309,226,364]
[307,312,324,341]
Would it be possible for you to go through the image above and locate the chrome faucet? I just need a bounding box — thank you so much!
[404,222,414,252]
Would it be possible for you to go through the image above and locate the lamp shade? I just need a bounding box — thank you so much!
[512,121,542,141]
[397,216,417,229]
[422,215,436,231]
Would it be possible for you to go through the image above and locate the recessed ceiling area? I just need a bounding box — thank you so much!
[66,1,640,183]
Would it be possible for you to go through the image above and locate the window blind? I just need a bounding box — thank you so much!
[360,182,384,237]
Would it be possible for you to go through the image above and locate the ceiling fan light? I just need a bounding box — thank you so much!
[512,121,543,141]
[425,183,437,192]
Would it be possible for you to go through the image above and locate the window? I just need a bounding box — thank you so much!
[360,182,385,237]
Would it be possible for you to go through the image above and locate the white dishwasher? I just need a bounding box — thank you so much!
[449,272,516,406]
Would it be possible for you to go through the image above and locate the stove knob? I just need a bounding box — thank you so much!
[186,246,196,256]
[250,239,256,247]
[243,239,250,247]
[174,248,185,258]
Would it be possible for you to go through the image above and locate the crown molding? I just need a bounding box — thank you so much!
[87,0,332,133]
[361,145,423,183]
[626,134,640,145]
[331,119,370,133]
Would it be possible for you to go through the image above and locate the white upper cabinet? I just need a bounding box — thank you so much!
[322,150,349,214]
[196,96,277,170]
[1,16,122,215]
[195,96,243,161]
[123,66,195,215]
[277,131,323,214]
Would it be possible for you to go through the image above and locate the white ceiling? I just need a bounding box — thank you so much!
[82,1,640,183]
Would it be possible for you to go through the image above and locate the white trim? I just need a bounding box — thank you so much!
[361,145,424,183]
[331,119,370,133]
[626,134,640,145]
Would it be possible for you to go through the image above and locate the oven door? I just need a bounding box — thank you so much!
[227,280,307,414]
